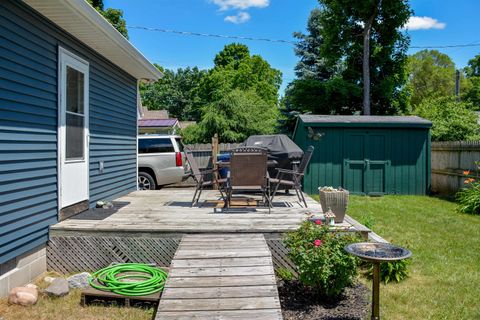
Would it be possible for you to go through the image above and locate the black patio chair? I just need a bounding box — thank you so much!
[226,147,271,213]
[185,150,226,207]
[269,145,314,208]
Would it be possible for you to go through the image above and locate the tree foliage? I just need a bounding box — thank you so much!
[140,65,207,120]
[200,44,282,107]
[182,89,278,143]
[87,0,128,38]
[413,96,480,141]
[182,44,281,143]
[407,50,458,107]
[285,0,411,119]
[463,54,480,109]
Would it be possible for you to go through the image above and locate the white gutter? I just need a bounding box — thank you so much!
[23,0,162,81]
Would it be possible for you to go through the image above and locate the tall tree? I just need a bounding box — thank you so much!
[463,54,480,109]
[407,50,458,107]
[87,0,128,38]
[141,65,207,121]
[183,43,282,143]
[182,89,278,143]
[286,0,411,117]
[200,43,282,106]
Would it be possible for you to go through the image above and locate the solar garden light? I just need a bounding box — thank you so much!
[324,207,336,226]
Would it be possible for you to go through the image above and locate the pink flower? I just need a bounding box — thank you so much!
[315,220,322,225]
[314,239,322,247]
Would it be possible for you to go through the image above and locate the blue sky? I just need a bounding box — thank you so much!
[106,0,480,93]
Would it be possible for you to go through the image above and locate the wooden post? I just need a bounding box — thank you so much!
[212,134,219,190]
[455,69,460,101]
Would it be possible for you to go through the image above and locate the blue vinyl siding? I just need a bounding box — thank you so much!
[0,0,138,264]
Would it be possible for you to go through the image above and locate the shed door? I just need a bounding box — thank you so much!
[343,131,388,195]
[58,49,89,209]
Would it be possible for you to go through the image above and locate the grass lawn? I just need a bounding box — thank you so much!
[0,272,152,320]
[346,195,480,319]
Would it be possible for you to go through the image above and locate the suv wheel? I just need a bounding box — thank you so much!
[138,172,156,190]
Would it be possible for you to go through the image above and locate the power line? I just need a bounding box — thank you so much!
[127,26,296,44]
[128,25,480,49]
[410,43,480,49]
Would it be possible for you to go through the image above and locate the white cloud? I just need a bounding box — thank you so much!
[404,16,446,30]
[224,11,251,24]
[211,0,269,11]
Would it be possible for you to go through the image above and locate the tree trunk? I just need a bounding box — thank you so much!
[362,3,378,116]
[363,20,372,115]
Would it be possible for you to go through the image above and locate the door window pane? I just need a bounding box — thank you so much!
[66,113,84,159]
[138,138,174,154]
[66,66,84,114]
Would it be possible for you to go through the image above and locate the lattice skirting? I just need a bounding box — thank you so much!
[266,239,298,277]
[47,236,298,276]
[47,236,180,274]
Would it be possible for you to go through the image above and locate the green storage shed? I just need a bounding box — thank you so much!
[293,115,432,195]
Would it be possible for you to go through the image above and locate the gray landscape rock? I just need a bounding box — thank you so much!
[45,278,69,297]
[67,272,91,289]
[8,287,38,306]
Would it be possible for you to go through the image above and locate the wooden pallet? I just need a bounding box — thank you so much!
[81,286,161,308]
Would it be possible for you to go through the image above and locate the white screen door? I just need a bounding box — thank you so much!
[58,48,89,208]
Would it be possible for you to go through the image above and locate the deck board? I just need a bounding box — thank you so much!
[155,234,282,320]
[50,189,355,235]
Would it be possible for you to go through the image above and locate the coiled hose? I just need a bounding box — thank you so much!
[88,263,168,296]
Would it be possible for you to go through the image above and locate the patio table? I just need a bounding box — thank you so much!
[216,160,278,167]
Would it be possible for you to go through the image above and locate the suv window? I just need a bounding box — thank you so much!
[175,138,184,152]
[139,138,174,154]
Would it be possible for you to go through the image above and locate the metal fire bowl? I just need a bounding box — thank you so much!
[345,242,412,263]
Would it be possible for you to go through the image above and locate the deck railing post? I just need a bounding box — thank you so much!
[212,134,219,190]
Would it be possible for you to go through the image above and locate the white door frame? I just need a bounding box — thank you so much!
[57,47,90,210]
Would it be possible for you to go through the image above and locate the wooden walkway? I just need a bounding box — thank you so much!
[155,234,283,320]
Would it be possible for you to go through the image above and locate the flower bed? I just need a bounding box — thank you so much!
[278,280,369,320]
[278,220,369,319]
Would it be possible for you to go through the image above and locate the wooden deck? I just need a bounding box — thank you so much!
[51,188,367,235]
[155,233,283,320]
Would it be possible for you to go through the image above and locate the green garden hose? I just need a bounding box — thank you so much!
[88,263,168,296]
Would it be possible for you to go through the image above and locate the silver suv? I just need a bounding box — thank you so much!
[138,135,186,190]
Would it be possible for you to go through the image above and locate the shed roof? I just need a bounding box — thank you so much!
[23,0,162,81]
[298,115,432,128]
[138,119,178,127]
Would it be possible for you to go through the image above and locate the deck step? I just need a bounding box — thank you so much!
[155,234,282,320]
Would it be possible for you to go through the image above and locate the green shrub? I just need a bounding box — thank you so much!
[276,267,294,281]
[367,260,410,284]
[456,166,480,215]
[413,96,480,141]
[456,182,480,215]
[284,221,359,298]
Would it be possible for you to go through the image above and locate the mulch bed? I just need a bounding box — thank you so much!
[278,280,370,320]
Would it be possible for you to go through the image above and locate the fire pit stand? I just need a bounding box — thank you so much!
[345,242,412,320]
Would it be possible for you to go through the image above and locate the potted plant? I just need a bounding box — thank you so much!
[318,186,349,223]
